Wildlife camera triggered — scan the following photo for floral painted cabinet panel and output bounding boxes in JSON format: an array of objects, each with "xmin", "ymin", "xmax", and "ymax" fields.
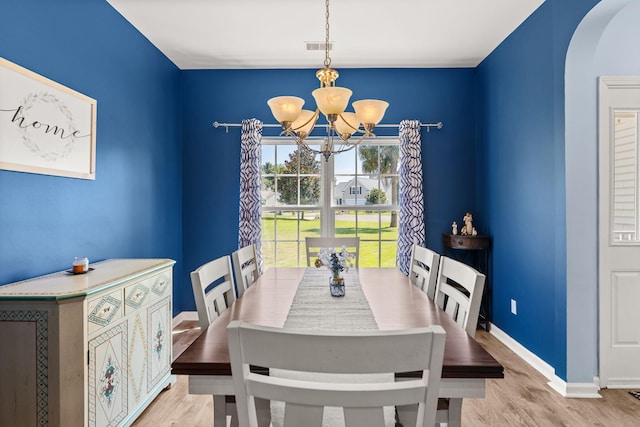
[
  {"xmin": 147, "ymin": 297, "xmax": 171, "ymax": 391},
  {"xmin": 89, "ymin": 321, "xmax": 129, "ymax": 426},
  {"xmin": 128, "ymin": 311, "xmax": 148, "ymax": 410}
]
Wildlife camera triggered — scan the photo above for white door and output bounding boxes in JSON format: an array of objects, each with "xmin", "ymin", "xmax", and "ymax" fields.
[{"xmin": 599, "ymin": 76, "xmax": 640, "ymax": 388}]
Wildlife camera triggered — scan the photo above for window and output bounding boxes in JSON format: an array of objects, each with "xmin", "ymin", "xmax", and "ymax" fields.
[
  {"xmin": 612, "ymin": 110, "xmax": 640, "ymax": 242},
  {"xmin": 261, "ymin": 138, "xmax": 399, "ymax": 268}
]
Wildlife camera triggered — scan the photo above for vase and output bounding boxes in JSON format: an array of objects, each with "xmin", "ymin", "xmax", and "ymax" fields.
[{"xmin": 329, "ymin": 275, "xmax": 345, "ymax": 297}]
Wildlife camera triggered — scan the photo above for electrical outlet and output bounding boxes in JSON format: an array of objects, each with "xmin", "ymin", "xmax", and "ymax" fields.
[{"xmin": 511, "ymin": 299, "xmax": 517, "ymax": 315}]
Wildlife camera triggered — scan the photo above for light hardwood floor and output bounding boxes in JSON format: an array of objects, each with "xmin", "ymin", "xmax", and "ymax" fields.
[{"xmin": 132, "ymin": 321, "xmax": 640, "ymax": 426}]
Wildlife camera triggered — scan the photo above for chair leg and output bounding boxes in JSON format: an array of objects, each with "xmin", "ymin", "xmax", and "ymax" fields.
[
  {"xmin": 398, "ymin": 402, "xmax": 458, "ymax": 427},
  {"xmin": 213, "ymin": 395, "xmax": 226, "ymax": 427},
  {"xmin": 226, "ymin": 397, "xmax": 270, "ymax": 427},
  {"xmin": 227, "ymin": 402, "xmax": 239, "ymax": 427},
  {"xmin": 256, "ymin": 397, "xmax": 271, "ymax": 427},
  {"xmin": 396, "ymin": 404, "xmax": 418, "ymax": 426},
  {"xmin": 447, "ymin": 398, "xmax": 463, "ymax": 427}
]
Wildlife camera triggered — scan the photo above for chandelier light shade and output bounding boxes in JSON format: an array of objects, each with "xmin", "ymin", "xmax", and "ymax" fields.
[
  {"xmin": 311, "ymin": 87, "xmax": 353, "ymax": 117},
  {"xmin": 267, "ymin": 0, "xmax": 389, "ymax": 160},
  {"xmin": 353, "ymin": 100, "xmax": 389, "ymax": 131},
  {"xmin": 291, "ymin": 109, "xmax": 318, "ymax": 138},
  {"xmin": 267, "ymin": 96, "xmax": 305, "ymax": 124},
  {"xmin": 334, "ymin": 112, "xmax": 360, "ymax": 138}
]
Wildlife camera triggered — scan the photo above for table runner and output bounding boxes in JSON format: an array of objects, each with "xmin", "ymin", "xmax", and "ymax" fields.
[
  {"xmin": 270, "ymin": 268, "xmax": 395, "ymax": 427},
  {"xmin": 283, "ymin": 267, "xmax": 378, "ymax": 330}
]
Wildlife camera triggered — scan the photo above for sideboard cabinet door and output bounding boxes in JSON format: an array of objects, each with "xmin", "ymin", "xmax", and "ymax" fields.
[
  {"xmin": 147, "ymin": 296, "xmax": 172, "ymax": 392},
  {"xmin": 89, "ymin": 320, "xmax": 129, "ymax": 427}
]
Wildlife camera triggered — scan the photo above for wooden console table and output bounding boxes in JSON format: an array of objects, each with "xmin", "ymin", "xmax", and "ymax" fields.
[{"xmin": 442, "ymin": 234, "xmax": 492, "ymax": 330}]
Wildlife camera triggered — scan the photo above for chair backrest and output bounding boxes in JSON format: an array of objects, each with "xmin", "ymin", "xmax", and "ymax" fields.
[
  {"xmin": 434, "ymin": 256, "xmax": 485, "ymax": 338},
  {"xmin": 409, "ymin": 245, "xmax": 440, "ymax": 299},
  {"xmin": 227, "ymin": 321, "xmax": 445, "ymax": 427},
  {"xmin": 232, "ymin": 244, "xmax": 260, "ymax": 297},
  {"xmin": 305, "ymin": 237, "xmax": 360, "ymax": 268},
  {"xmin": 190, "ymin": 255, "xmax": 237, "ymax": 330}
]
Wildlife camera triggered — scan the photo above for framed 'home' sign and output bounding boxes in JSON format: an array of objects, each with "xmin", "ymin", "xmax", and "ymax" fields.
[{"xmin": 0, "ymin": 57, "xmax": 96, "ymax": 179}]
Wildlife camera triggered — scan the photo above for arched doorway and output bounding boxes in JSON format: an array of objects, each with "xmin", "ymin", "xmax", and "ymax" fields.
[{"xmin": 566, "ymin": 0, "xmax": 640, "ymax": 391}]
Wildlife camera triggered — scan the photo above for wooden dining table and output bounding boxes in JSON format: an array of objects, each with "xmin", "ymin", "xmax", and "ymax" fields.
[{"xmin": 172, "ymin": 267, "xmax": 504, "ymax": 426}]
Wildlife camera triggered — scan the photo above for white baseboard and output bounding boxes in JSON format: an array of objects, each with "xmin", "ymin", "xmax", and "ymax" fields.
[
  {"xmin": 547, "ymin": 377, "xmax": 602, "ymax": 398},
  {"xmin": 488, "ymin": 323, "xmax": 601, "ymax": 398},
  {"xmin": 172, "ymin": 310, "xmax": 198, "ymax": 328},
  {"xmin": 489, "ymin": 323, "xmax": 556, "ymax": 380}
]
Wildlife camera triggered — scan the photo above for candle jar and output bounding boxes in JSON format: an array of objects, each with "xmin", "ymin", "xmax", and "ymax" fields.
[{"xmin": 73, "ymin": 257, "xmax": 89, "ymax": 273}]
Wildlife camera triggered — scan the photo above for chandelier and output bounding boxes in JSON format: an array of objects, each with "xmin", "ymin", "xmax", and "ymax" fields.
[{"xmin": 267, "ymin": 0, "xmax": 389, "ymax": 161}]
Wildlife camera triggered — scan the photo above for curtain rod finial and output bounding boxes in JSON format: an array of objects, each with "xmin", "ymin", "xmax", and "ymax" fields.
[{"xmin": 213, "ymin": 121, "xmax": 230, "ymax": 133}]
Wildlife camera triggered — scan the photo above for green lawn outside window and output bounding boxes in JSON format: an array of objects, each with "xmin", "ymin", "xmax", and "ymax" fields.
[{"xmin": 261, "ymin": 213, "xmax": 398, "ymax": 268}]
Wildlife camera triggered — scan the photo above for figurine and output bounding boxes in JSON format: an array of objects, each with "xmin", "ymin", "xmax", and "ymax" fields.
[
  {"xmin": 461, "ymin": 225, "xmax": 468, "ymax": 236},
  {"xmin": 463, "ymin": 212, "xmax": 473, "ymax": 236},
  {"xmin": 472, "ymin": 227, "xmax": 478, "ymax": 236},
  {"xmin": 452, "ymin": 221, "xmax": 458, "ymax": 235}
]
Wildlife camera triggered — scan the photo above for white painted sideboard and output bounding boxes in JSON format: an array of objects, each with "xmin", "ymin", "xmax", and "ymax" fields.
[{"xmin": 0, "ymin": 258, "xmax": 175, "ymax": 427}]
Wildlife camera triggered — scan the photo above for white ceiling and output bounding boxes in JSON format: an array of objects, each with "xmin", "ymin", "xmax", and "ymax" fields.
[{"xmin": 106, "ymin": 0, "xmax": 544, "ymax": 70}]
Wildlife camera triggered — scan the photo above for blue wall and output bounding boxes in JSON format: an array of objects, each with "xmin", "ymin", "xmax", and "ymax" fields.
[
  {"xmin": 180, "ymin": 68, "xmax": 477, "ymax": 311},
  {"xmin": 1, "ymin": 0, "xmax": 612, "ymax": 384},
  {"xmin": 0, "ymin": 0, "xmax": 183, "ymax": 310},
  {"xmin": 476, "ymin": 0, "xmax": 599, "ymax": 380}
]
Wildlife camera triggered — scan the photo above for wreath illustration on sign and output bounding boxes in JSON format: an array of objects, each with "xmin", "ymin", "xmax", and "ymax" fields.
[{"xmin": 18, "ymin": 91, "xmax": 79, "ymax": 161}]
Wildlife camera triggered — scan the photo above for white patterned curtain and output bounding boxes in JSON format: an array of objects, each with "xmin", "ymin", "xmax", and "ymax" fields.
[
  {"xmin": 396, "ymin": 120, "xmax": 425, "ymax": 275},
  {"xmin": 239, "ymin": 118, "xmax": 263, "ymax": 271}
]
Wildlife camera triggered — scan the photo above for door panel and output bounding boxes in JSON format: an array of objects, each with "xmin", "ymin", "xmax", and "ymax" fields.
[{"xmin": 610, "ymin": 271, "xmax": 640, "ymax": 345}]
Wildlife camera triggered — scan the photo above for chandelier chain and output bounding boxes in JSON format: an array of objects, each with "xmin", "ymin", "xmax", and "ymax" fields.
[{"xmin": 324, "ymin": 0, "xmax": 331, "ymax": 68}]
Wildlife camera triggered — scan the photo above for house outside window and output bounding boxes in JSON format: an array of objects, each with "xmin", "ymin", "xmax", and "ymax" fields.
[{"xmin": 261, "ymin": 137, "xmax": 400, "ymax": 268}]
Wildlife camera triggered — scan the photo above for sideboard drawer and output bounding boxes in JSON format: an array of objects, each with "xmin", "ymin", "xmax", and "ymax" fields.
[
  {"xmin": 124, "ymin": 280, "xmax": 151, "ymax": 314},
  {"xmin": 149, "ymin": 272, "xmax": 171, "ymax": 301},
  {"xmin": 87, "ymin": 289, "xmax": 123, "ymax": 335}
]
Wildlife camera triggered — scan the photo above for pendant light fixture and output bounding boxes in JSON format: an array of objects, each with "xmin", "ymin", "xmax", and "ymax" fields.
[{"xmin": 267, "ymin": 0, "xmax": 389, "ymax": 161}]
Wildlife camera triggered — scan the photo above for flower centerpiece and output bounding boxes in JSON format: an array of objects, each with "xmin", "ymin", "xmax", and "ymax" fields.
[{"xmin": 315, "ymin": 246, "xmax": 354, "ymax": 297}]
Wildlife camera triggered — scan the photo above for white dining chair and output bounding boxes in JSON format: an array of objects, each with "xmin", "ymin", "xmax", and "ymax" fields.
[
  {"xmin": 232, "ymin": 244, "xmax": 260, "ymax": 297},
  {"xmin": 227, "ymin": 320, "xmax": 446, "ymax": 427},
  {"xmin": 433, "ymin": 256, "xmax": 485, "ymax": 338},
  {"xmin": 190, "ymin": 255, "xmax": 238, "ymax": 427},
  {"xmin": 191, "ymin": 255, "xmax": 237, "ymax": 331},
  {"xmin": 398, "ymin": 256, "xmax": 486, "ymax": 427},
  {"xmin": 434, "ymin": 255, "xmax": 485, "ymax": 427},
  {"xmin": 408, "ymin": 244, "xmax": 440, "ymax": 300},
  {"xmin": 305, "ymin": 236, "xmax": 360, "ymax": 268}
]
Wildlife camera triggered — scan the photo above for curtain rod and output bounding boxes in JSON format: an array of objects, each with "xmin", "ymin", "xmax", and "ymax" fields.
[{"xmin": 212, "ymin": 121, "xmax": 443, "ymax": 133}]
